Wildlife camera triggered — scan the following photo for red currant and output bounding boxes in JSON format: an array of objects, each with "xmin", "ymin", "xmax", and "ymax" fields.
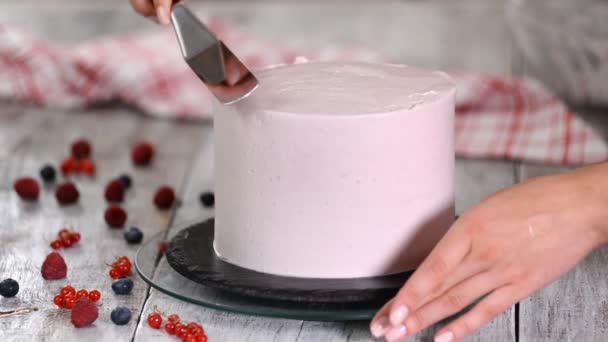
[
  {"xmin": 165, "ymin": 322, "xmax": 177, "ymax": 335},
  {"xmin": 147, "ymin": 313, "xmax": 162, "ymax": 329},
  {"xmin": 168, "ymin": 314, "xmax": 180, "ymax": 323},
  {"xmin": 53, "ymin": 294, "xmax": 64, "ymax": 307},
  {"xmin": 184, "ymin": 334, "xmax": 195, "ymax": 342},
  {"xmin": 61, "ymin": 286, "xmax": 76, "ymax": 297},
  {"xmin": 59, "ymin": 229, "xmax": 71, "ymax": 240},
  {"xmin": 61, "ymin": 238, "xmax": 73, "ymax": 248},
  {"xmin": 118, "ymin": 264, "xmax": 131, "ymax": 276},
  {"xmin": 70, "ymin": 233, "xmax": 81, "ymax": 243},
  {"xmin": 63, "ymin": 295, "xmax": 76, "ymax": 309},
  {"xmin": 176, "ymin": 325, "xmax": 189, "ymax": 338},
  {"xmin": 61, "ymin": 158, "xmax": 76, "ymax": 176},
  {"xmin": 200, "ymin": 335, "xmax": 207, "ymax": 342},
  {"xmin": 110, "ymin": 269, "xmax": 121, "ymax": 279},
  {"xmin": 89, "ymin": 290, "xmax": 101, "ymax": 302},
  {"xmin": 76, "ymin": 289, "xmax": 88, "ymax": 299},
  {"xmin": 50, "ymin": 240, "xmax": 62, "ymax": 250},
  {"xmin": 118, "ymin": 256, "xmax": 131, "ymax": 265}
]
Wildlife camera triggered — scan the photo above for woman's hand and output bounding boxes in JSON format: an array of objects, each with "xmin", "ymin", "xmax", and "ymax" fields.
[
  {"xmin": 370, "ymin": 163, "xmax": 608, "ymax": 342},
  {"xmin": 129, "ymin": 0, "xmax": 179, "ymax": 25}
]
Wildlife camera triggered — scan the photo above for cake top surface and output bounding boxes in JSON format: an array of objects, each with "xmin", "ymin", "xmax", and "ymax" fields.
[{"xmin": 236, "ymin": 62, "xmax": 455, "ymax": 116}]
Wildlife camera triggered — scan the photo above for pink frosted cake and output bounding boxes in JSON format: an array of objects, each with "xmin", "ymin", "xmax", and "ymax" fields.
[{"xmin": 213, "ymin": 62, "xmax": 456, "ymax": 278}]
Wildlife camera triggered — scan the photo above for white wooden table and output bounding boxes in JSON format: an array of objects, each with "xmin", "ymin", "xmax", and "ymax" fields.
[{"xmin": 1, "ymin": 1, "xmax": 607, "ymax": 341}]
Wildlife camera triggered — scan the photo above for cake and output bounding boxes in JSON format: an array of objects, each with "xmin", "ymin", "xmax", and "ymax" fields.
[{"xmin": 213, "ymin": 62, "xmax": 456, "ymax": 279}]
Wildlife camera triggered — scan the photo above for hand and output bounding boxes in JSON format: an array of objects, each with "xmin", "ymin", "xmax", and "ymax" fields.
[
  {"xmin": 370, "ymin": 163, "xmax": 608, "ymax": 342},
  {"xmin": 129, "ymin": 0, "xmax": 180, "ymax": 25}
]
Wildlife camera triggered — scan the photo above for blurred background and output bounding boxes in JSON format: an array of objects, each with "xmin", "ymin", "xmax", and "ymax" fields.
[{"xmin": 1, "ymin": 0, "xmax": 607, "ymax": 109}]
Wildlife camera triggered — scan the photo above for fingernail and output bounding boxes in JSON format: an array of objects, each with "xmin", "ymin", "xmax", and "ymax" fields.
[
  {"xmin": 384, "ymin": 324, "xmax": 407, "ymax": 341},
  {"xmin": 156, "ymin": 6, "xmax": 170, "ymax": 25},
  {"xmin": 389, "ymin": 304, "xmax": 409, "ymax": 326},
  {"xmin": 370, "ymin": 316, "xmax": 390, "ymax": 337},
  {"xmin": 435, "ymin": 331, "xmax": 454, "ymax": 342}
]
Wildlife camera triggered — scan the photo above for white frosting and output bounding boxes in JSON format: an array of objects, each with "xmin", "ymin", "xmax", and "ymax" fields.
[{"xmin": 213, "ymin": 62, "xmax": 456, "ymax": 278}]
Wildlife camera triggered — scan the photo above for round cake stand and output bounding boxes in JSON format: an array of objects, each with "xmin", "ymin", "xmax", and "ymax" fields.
[{"xmin": 135, "ymin": 219, "xmax": 413, "ymax": 321}]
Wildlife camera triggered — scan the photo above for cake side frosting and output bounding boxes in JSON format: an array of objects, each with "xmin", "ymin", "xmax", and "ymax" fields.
[{"xmin": 213, "ymin": 62, "xmax": 456, "ymax": 278}]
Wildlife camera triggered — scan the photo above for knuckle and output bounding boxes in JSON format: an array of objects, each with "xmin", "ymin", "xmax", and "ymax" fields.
[
  {"xmin": 429, "ymin": 256, "xmax": 450, "ymax": 280},
  {"xmin": 445, "ymin": 294, "xmax": 467, "ymax": 311},
  {"xmin": 407, "ymin": 311, "xmax": 424, "ymax": 332}
]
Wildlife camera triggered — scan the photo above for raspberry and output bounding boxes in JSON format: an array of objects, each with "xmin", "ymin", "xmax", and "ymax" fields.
[
  {"xmin": 14, "ymin": 177, "xmax": 40, "ymax": 201},
  {"xmin": 104, "ymin": 179, "xmax": 125, "ymax": 202},
  {"xmin": 55, "ymin": 182, "xmax": 79, "ymax": 205},
  {"xmin": 104, "ymin": 205, "xmax": 127, "ymax": 228},
  {"xmin": 71, "ymin": 139, "xmax": 92, "ymax": 160},
  {"xmin": 153, "ymin": 186, "xmax": 175, "ymax": 209},
  {"xmin": 41, "ymin": 252, "xmax": 67, "ymax": 280},
  {"xmin": 131, "ymin": 142, "xmax": 155, "ymax": 166},
  {"xmin": 71, "ymin": 297, "xmax": 98, "ymax": 328}
]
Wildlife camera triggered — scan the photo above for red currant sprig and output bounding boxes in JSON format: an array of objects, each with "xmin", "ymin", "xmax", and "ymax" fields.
[
  {"xmin": 54, "ymin": 286, "xmax": 100, "ymax": 309},
  {"xmin": 50, "ymin": 228, "xmax": 81, "ymax": 250},
  {"xmin": 148, "ymin": 306, "xmax": 207, "ymax": 341},
  {"xmin": 109, "ymin": 256, "xmax": 132, "ymax": 279}
]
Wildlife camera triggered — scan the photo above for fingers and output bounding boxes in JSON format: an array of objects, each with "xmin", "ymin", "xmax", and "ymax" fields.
[
  {"xmin": 130, "ymin": 0, "xmax": 156, "ymax": 17},
  {"xmin": 370, "ymin": 298, "xmax": 394, "ymax": 337},
  {"xmin": 404, "ymin": 270, "xmax": 503, "ymax": 336},
  {"xmin": 388, "ymin": 222, "xmax": 472, "ymax": 325},
  {"xmin": 433, "ymin": 284, "xmax": 521, "ymax": 342},
  {"xmin": 153, "ymin": 0, "xmax": 174, "ymax": 25}
]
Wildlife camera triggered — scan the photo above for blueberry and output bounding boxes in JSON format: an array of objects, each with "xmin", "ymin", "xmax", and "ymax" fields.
[
  {"xmin": 111, "ymin": 277, "xmax": 134, "ymax": 295},
  {"xmin": 124, "ymin": 227, "xmax": 143, "ymax": 244},
  {"xmin": 0, "ymin": 278, "xmax": 19, "ymax": 298},
  {"xmin": 118, "ymin": 174, "xmax": 132, "ymax": 189},
  {"xmin": 199, "ymin": 192, "xmax": 215, "ymax": 208},
  {"xmin": 110, "ymin": 306, "xmax": 132, "ymax": 325},
  {"xmin": 40, "ymin": 165, "xmax": 56, "ymax": 183}
]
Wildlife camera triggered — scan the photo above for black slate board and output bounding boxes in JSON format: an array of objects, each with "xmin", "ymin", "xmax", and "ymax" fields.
[{"xmin": 166, "ymin": 219, "xmax": 413, "ymax": 303}]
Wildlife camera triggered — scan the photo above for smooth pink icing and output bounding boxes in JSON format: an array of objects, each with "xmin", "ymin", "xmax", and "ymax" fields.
[{"xmin": 213, "ymin": 62, "xmax": 456, "ymax": 278}]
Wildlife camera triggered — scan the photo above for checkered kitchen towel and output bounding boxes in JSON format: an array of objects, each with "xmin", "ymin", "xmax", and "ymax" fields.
[{"xmin": 0, "ymin": 20, "xmax": 606, "ymax": 165}]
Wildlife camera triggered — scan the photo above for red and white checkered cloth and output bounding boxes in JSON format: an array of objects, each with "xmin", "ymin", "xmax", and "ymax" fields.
[{"xmin": 0, "ymin": 21, "xmax": 606, "ymax": 165}]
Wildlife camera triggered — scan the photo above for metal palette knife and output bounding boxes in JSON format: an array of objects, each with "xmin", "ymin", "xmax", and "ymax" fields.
[{"xmin": 171, "ymin": 4, "xmax": 259, "ymax": 105}]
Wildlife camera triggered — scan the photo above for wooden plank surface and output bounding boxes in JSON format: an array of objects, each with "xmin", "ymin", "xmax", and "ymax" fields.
[
  {"xmin": 518, "ymin": 162, "xmax": 608, "ymax": 342},
  {"xmin": 0, "ymin": 107, "xmax": 203, "ymax": 342}
]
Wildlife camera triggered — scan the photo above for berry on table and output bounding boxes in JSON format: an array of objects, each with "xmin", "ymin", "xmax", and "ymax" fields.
[
  {"xmin": 118, "ymin": 174, "xmax": 132, "ymax": 189},
  {"xmin": 14, "ymin": 177, "xmax": 40, "ymax": 201},
  {"xmin": 70, "ymin": 232, "xmax": 81, "ymax": 244},
  {"xmin": 63, "ymin": 295, "xmax": 76, "ymax": 309},
  {"xmin": 61, "ymin": 285, "xmax": 76, "ymax": 297},
  {"xmin": 124, "ymin": 227, "xmax": 143, "ymax": 244},
  {"xmin": 147, "ymin": 312, "xmax": 162, "ymax": 329},
  {"xmin": 55, "ymin": 182, "xmax": 79, "ymax": 205},
  {"xmin": 61, "ymin": 238, "xmax": 73, "ymax": 248},
  {"xmin": 41, "ymin": 252, "xmax": 67, "ymax": 280},
  {"xmin": 71, "ymin": 297, "xmax": 98, "ymax": 328},
  {"xmin": 111, "ymin": 307, "xmax": 132, "ymax": 325},
  {"xmin": 50, "ymin": 240, "xmax": 62, "ymax": 250},
  {"xmin": 88, "ymin": 290, "xmax": 101, "ymax": 302},
  {"xmin": 176, "ymin": 324, "xmax": 189, "ymax": 338},
  {"xmin": 71, "ymin": 139, "xmax": 92, "ymax": 160},
  {"xmin": 132, "ymin": 142, "xmax": 155, "ymax": 166},
  {"xmin": 78, "ymin": 159, "xmax": 96, "ymax": 177},
  {"xmin": 165, "ymin": 322, "xmax": 177, "ymax": 335},
  {"xmin": 111, "ymin": 278, "xmax": 134, "ymax": 295},
  {"xmin": 40, "ymin": 164, "xmax": 56, "ymax": 183},
  {"xmin": 0, "ymin": 278, "xmax": 19, "ymax": 298},
  {"xmin": 104, "ymin": 205, "xmax": 127, "ymax": 228},
  {"xmin": 76, "ymin": 289, "xmax": 89, "ymax": 300},
  {"xmin": 110, "ymin": 256, "xmax": 132, "ymax": 278},
  {"xmin": 168, "ymin": 314, "xmax": 180, "ymax": 323},
  {"xmin": 53, "ymin": 294, "xmax": 64, "ymax": 307},
  {"xmin": 109, "ymin": 269, "xmax": 121, "ymax": 279},
  {"xmin": 105, "ymin": 179, "xmax": 125, "ymax": 202},
  {"xmin": 61, "ymin": 157, "xmax": 77, "ymax": 176},
  {"xmin": 153, "ymin": 186, "xmax": 175, "ymax": 209},
  {"xmin": 199, "ymin": 192, "xmax": 215, "ymax": 208}
]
